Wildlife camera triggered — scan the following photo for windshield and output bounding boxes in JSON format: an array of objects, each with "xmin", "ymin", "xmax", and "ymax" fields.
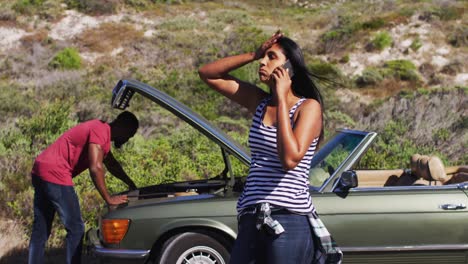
[{"xmin": 309, "ymin": 132, "xmax": 366, "ymax": 188}]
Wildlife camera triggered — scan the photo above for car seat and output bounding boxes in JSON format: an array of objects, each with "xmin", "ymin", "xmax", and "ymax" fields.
[{"xmin": 410, "ymin": 154, "xmax": 451, "ymax": 185}]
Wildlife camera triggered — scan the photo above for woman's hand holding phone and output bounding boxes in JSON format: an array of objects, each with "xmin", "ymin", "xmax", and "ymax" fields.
[
  {"xmin": 271, "ymin": 61, "xmax": 293, "ymax": 98},
  {"xmin": 271, "ymin": 60, "xmax": 294, "ymax": 81}
]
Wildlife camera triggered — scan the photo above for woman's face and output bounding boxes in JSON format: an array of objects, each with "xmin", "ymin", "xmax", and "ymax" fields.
[{"xmin": 258, "ymin": 44, "xmax": 287, "ymax": 83}]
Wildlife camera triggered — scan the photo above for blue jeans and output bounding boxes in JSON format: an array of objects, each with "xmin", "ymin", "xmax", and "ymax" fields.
[
  {"xmin": 28, "ymin": 176, "xmax": 85, "ymax": 264},
  {"xmin": 230, "ymin": 211, "xmax": 314, "ymax": 264}
]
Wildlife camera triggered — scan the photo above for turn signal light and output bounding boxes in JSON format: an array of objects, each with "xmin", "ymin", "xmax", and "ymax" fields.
[{"xmin": 102, "ymin": 219, "xmax": 130, "ymax": 244}]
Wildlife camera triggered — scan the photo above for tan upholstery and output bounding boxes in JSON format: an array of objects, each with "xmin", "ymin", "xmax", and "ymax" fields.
[
  {"xmin": 446, "ymin": 166, "xmax": 468, "ymax": 175},
  {"xmin": 410, "ymin": 154, "xmax": 451, "ymax": 184},
  {"xmin": 428, "ymin": 156, "xmax": 450, "ymax": 183},
  {"xmin": 355, "ymin": 169, "xmax": 410, "ymax": 187},
  {"xmin": 355, "ymin": 156, "xmax": 465, "ymax": 188},
  {"xmin": 444, "ymin": 166, "xmax": 468, "ymax": 184}
]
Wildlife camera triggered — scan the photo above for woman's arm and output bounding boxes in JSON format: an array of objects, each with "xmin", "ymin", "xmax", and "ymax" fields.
[
  {"xmin": 276, "ymin": 99, "xmax": 322, "ymax": 170},
  {"xmin": 198, "ymin": 32, "xmax": 283, "ymax": 113},
  {"xmin": 198, "ymin": 52, "xmax": 266, "ymax": 113}
]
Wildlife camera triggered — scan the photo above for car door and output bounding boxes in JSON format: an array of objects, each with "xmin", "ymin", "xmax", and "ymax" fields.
[{"xmin": 312, "ymin": 184, "xmax": 468, "ymax": 264}]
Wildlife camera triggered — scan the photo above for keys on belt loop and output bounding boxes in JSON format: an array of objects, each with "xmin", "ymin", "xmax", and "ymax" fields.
[{"xmin": 256, "ymin": 203, "xmax": 285, "ymax": 235}]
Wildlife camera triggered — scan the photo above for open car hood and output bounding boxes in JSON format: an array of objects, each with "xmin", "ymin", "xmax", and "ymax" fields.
[{"xmin": 111, "ymin": 79, "xmax": 250, "ymax": 166}]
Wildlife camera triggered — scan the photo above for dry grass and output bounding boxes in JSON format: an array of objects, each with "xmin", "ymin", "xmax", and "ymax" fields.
[
  {"xmin": 0, "ymin": 19, "xmax": 17, "ymax": 28},
  {"xmin": 358, "ymin": 79, "xmax": 418, "ymax": 98},
  {"xmin": 77, "ymin": 22, "xmax": 144, "ymax": 53},
  {"xmin": 19, "ymin": 29, "xmax": 49, "ymax": 48},
  {"xmin": 0, "ymin": 218, "xmax": 27, "ymax": 259}
]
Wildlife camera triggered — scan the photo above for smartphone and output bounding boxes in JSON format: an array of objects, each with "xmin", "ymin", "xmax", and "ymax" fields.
[
  {"xmin": 270, "ymin": 60, "xmax": 295, "ymax": 81},
  {"xmin": 282, "ymin": 60, "xmax": 294, "ymax": 78}
]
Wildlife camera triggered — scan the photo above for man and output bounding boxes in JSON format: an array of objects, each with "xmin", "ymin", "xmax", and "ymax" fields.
[{"xmin": 28, "ymin": 111, "xmax": 139, "ymax": 264}]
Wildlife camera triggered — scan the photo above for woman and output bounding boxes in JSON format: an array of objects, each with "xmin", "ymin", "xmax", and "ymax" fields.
[{"xmin": 199, "ymin": 31, "xmax": 334, "ymax": 264}]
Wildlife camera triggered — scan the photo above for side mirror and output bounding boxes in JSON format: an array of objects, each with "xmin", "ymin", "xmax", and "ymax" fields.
[{"xmin": 335, "ymin": 170, "xmax": 358, "ymax": 191}]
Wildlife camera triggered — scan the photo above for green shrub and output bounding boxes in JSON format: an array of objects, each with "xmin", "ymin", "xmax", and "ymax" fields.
[
  {"xmin": 107, "ymin": 125, "xmax": 241, "ymax": 193},
  {"xmin": 49, "ymin": 47, "xmax": 82, "ymax": 70},
  {"xmin": 339, "ymin": 54, "xmax": 350, "ymax": 63},
  {"xmin": 383, "ymin": 60, "xmax": 419, "ymax": 81},
  {"xmin": 224, "ymin": 26, "xmax": 267, "ymax": 55},
  {"xmin": 230, "ymin": 63, "xmax": 262, "ymax": 87},
  {"xmin": 16, "ymin": 99, "xmax": 76, "ymax": 153},
  {"xmin": 326, "ymin": 111, "xmax": 355, "ymax": 127},
  {"xmin": 65, "ymin": 0, "xmax": 119, "ymax": 14},
  {"xmin": 432, "ymin": 6, "xmax": 463, "ymax": 21},
  {"xmin": 416, "ymin": 88, "xmax": 430, "ymax": 95},
  {"xmin": 159, "ymin": 16, "xmax": 200, "ymax": 31},
  {"xmin": 398, "ymin": 89, "xmax": 415, "ymax": 99},
  {"xmin": 320, "ymin": 16, "xmax": 363, "ymax": 53},
  {"xmin": 124, "ymin": 0, "xmax": 152, "ymax": 9},
  {"xmin": 12, "ymin": 0, "xmax": 45, "ymax": 14},
  {"xmin": 362, "ymin": 17, "xmax": 386, "ymax": 30},
  {"xmin": 454, "ymin": 116, "xmax": 468, "ymax": 130},
  {"xmin": 309, "ymin": 59, "xmax": 342, "ymax": 79},
  {"xmin": 432, "ymin": 128, "xmax": 450, "ymax": 143},
  {"xmin": 308, "ymin": 59, "xmax": 348, "ymax": 88},
  {"xmin": 0, "ymin": 99, "xmax": 78, "ymax": 247},
  {"xmin": 207, "ymin": 9, "xmax": 255, "ymax": 31},
  {"xmin": 12, "ymin": 0, "xmax": 62, "ymax": 19},
  {"xmin": 370, "ymin": 31, "xmax": 392, "ymax": 51},
  {"xmin": 355, "ymin": 67, "xmax": 384, "ymax": 87},
  {"xmin": 0, "ymin": 84, "xmax": 35, "ymax": 120},
  {"xmin": 357, "ymin": 120, "xmax": 446, "ymax": 169},
  {"xmin": 356, "ymin": 60, "xmax": 420, "ymax": 86},
  {"xmin": 397, "ymin": 8, "xmax": 414, "ymax": 18},
  {"xmin": 410, "ymin": 37, "xmax": 422, "ymax": 51}
]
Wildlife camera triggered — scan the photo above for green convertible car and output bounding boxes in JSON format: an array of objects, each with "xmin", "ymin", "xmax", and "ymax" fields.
[{"xmin": 86, "ymin": 79, "xmax": 468, "ymax": 264}]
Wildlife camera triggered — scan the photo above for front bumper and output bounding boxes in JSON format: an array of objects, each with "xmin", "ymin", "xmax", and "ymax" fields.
[{"xmin": 86, "ymin": 228, "xmax": 150, "ymax": 260}]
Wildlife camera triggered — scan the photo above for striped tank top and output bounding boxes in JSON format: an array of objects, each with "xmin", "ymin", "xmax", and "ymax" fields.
[{"xmin": 237, "ymin": 97, "xmax": 319, "ymax": 214}]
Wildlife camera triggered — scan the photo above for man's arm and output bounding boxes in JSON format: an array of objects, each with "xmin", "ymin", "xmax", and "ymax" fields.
[
  {"xmin": 103, "ymin": 151, "xmax": 137, "ymax": 190},
  {"xmin": 88, "ymin": 143, "xmax": 128, "ymax": 205}
]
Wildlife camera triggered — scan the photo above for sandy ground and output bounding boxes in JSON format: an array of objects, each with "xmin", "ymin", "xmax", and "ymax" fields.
[{"xmin": 0, "ymin": 218, "xmax": 27, "ymax": 259}]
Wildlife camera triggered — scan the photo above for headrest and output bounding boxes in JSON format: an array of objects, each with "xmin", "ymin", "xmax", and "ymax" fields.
[
  {"xmin": 411, "ymin": 154, "xmax": 449, "ymax": 184},
  {"xmin": 418, "ymin": 155, "xmax": 431, "ymax": 181},
  {"xmin": 410, "ymin": 154, "xmax": 421, "ymax": 173},
  {"xmin": 428, "ymin": 156, "xmax": 449, "ymax": 183}
]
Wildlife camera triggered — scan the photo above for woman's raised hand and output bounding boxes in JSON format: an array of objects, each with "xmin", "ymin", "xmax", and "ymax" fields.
[{"xmin": 254, "ymin": 30, "xmax": 283, "ymax": 60}]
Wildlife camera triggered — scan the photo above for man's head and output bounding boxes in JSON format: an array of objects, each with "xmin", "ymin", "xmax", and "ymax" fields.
[{"xmin": 109, "ymin": 111, "xmax": 139, "ymax": 148}]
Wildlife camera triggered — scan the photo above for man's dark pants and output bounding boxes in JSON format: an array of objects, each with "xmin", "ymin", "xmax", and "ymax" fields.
[{"xmin": 28, "ymin": 176, "xmax": 85, "ymax": 264}]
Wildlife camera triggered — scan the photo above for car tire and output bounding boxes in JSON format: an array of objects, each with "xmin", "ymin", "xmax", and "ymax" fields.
[{"xmin": 156, "ymin": 232, "xmax": 230, "ymax": 264}]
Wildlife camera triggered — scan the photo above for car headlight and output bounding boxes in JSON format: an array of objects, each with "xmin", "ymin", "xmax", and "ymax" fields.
[{"xmin": 102, "ymin": 219, "xmax": 130, "ymax": 244}]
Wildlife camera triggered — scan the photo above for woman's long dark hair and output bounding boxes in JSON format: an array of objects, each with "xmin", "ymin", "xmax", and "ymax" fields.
[{"xmin": 277, "ymin": 36, "xmax": 324, "ymax": 142}]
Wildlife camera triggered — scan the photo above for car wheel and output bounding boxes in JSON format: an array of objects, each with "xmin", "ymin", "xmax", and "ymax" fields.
[{"xmin": 156, "ymin": 232, "xmax": 230, "ymax": 264}]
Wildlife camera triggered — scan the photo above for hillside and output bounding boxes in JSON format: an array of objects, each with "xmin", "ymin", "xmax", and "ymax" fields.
[{"xmin": 0, "ymin": 0, "xmax": 466, "ymax": 259}]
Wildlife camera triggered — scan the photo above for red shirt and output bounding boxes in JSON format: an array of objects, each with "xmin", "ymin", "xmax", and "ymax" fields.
[{"xmin": 32, "ymin": 120, "xmax": 111, "ymax": 186}]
